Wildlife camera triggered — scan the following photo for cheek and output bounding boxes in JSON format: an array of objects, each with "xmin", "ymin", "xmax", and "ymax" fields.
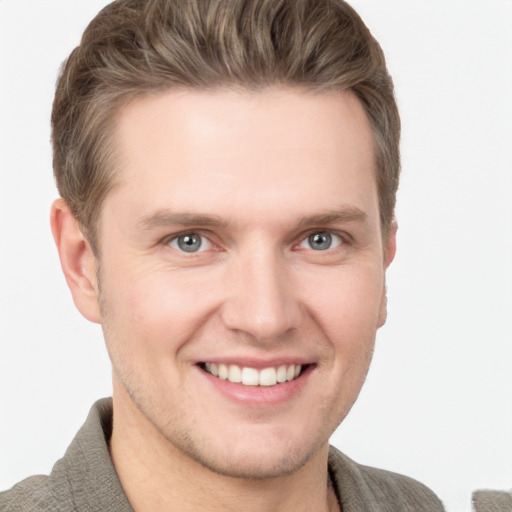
[
  {"xmin": 300, "ymin": 265, "xmax": 385, "ymax": 349},
  {"xmin": 99, "ymin": 264, "xmax": 222, "ymax": 353},
  {"xmin": 303, "ymin": 267, "xmax": 384, "ymax": 316}
]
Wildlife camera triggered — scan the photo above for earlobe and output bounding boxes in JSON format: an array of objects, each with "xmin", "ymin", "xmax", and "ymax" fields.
[{"xmin": 50, "ymin": 199, "xmax": 102, "ymax": 324}]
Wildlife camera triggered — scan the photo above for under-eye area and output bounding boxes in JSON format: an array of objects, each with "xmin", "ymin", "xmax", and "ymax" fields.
[{"xmin": 198, "ymin": 362, "xmax": 310, "ymax": 387}]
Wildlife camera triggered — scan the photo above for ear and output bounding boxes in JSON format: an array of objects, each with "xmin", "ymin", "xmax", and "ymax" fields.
[
  {"xmin": 50, "ymin": 198, "xmax": 101, "ymax": 324},
  {"xmin": 384, "ymin": 220, "xmax": 398, "ymax": 269},
  {"xmin": 377, "ymin": 220, "xmax": 398, "ymax": 328}
]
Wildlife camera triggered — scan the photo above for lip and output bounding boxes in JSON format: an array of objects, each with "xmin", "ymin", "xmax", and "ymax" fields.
[{"xmin": 196, "ymin": 361, "xmax": 315, "ymax": 407}]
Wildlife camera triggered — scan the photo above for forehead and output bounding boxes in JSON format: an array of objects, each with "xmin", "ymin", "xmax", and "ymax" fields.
[{"xmin": 107, "ymin": 87, "xmax": 378, "ymax": 228}]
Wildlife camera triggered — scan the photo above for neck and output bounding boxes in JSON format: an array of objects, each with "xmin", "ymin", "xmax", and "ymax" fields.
[{"xmin": 109, "ymin": 387, "xmax": 339, "ymax": 512}]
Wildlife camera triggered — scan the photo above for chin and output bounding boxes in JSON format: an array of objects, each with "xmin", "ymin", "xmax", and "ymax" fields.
[
  {"xmin": 165, "ymin": 422, "xmax": 329, "ymax": 480},
  {"xmin": 188, "ymin": 444, "xmax": 318, "ymax": 480}
]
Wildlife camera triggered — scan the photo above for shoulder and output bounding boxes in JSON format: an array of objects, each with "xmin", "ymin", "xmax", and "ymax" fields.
[
  {"xmin": 0, "ymin": 454, "xmax": 80, "ymax": 512},
  {"xmin": 328, "ymin": 446, "xmax": 445, "ymax": 511},
  {"xmin": 0, "ymin": 399, "xmax": 132, "ymax": 512},
  {"xmin": 0, "ymin": 476, "xmax": 57, "ymax": 512},
  {"xmin": 473, "ymin": 489, "xmax": 512, "ymax": 512}
]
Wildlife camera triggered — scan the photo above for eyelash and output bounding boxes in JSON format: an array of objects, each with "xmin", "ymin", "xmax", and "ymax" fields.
[
  {"xmin": 296, "ymin": 230, "xmax": 345, "ymax": 252},
  {"xmin": 164, "ymin": 231, "xmax": 215, "ymax": 254},
  {"xmin": 162, "ymin": 229, "xmax": 350, "ymax": 254}
]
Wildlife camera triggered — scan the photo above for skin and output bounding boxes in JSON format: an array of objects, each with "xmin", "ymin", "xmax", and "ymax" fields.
[{"xmin": 51, "ymin": 88, "xmax": 396, "ymax": 512}]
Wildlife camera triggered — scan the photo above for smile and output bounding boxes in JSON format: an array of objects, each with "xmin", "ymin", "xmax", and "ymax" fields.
[{"xmin": 201, "ymin": 362, "xmax": 304, "ymax": 387}]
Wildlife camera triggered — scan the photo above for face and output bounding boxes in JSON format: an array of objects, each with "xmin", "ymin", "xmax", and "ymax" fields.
[{"xmin": 93, "ymin": 88, "xmax": 394, "ymax": 478}]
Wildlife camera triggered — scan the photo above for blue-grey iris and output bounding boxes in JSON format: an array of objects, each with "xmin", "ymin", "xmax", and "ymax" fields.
[
  {"xmin": 308, "ymin": 232, "xmax": 332, "ymax": 250},
  {"xmin": 177, "ymin": 234, "xmax": 202, "ymax": 252}
]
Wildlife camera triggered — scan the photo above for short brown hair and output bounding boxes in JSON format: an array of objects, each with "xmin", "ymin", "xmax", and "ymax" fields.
[{"xmin": 52, "ymin": 0, "xmax": 400, "ymax": 251}]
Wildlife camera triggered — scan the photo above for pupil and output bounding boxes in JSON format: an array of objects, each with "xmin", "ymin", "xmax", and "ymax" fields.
[
  {"xmin": 179, "ymin": 234, "xmax": 201, "ymax": 252},
  {"xmin": 309, "ymin": 232, "xmax": 332, "ymax": 250}
]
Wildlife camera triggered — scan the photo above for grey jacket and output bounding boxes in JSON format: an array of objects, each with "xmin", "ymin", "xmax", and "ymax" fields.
[{"xmin": 1, "ymin": 398, "xmax": 445, "ymax": 511}]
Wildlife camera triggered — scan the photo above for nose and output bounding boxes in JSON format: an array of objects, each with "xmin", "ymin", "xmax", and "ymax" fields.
[{"xmin": 220, "ymin": 246, "xmax": 302, "ymax": 342}]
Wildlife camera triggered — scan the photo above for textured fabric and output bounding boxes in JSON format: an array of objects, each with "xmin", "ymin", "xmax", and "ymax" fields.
[
  {"xmin": 473, "ymin": 490, "xmax": 512, "ymax": 512},
  {"xmin": 328, "ymin": 448, "xmax": 444, "ymax": 511},
  {"xmin": 1, "ymin": 398, "xmax": 445, "ymax": 511},
  {"xmin": 0, "ymin": 399, "xmax": 133, "ymax": 512}
]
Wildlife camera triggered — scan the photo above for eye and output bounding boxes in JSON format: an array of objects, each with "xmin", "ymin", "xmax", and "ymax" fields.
[
  {"xmin": 299, "ymin": 231, "xmax": 343, "ymax": 251},
  {"xmin": 168, "ymin": 233, "xmax": 212, "ymax": 253}
]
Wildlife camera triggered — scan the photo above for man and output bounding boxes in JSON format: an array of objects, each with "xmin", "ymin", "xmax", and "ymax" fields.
[{"xmin": 1, "ymin": 0, "xmax": 445, "ymax": 510}]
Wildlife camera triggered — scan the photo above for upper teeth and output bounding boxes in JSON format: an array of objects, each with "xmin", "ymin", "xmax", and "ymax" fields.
[{"xmin": 204, "ymin": 363, "xmax": 302, "ymax": 387}]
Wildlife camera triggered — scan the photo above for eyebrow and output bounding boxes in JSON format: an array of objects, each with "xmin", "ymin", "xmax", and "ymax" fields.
[
  {"xmin": 136, "ymin": 211, "xmax": 229, "ymax": 230},
  {"xmin": 136, "ymin": 206, "xmax": 367, "ymax": 231},
  {"xmin": 296, "ymin": 207, "xmax": 367, "ymax": 228}
]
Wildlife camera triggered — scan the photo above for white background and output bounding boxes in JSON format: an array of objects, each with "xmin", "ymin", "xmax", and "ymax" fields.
[{"xmin": 1, "ymin": 1, "xmax": 511, "ymax": 511}]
